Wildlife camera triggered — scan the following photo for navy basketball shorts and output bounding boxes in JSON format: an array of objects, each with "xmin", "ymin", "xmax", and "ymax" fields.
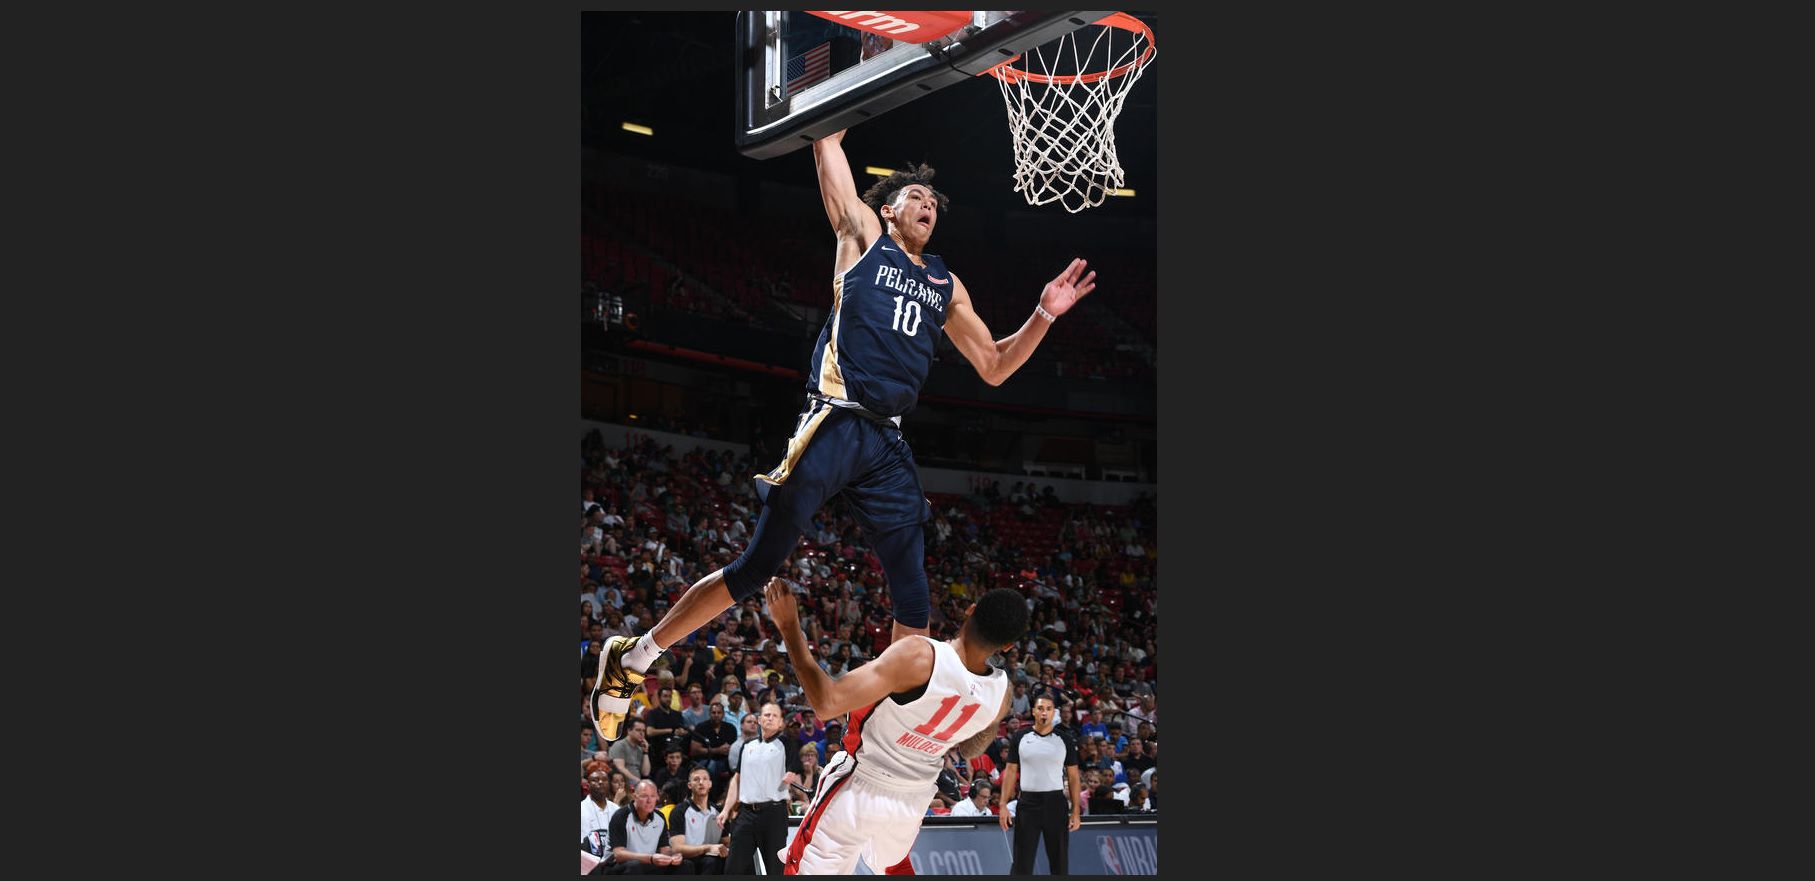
[{"xmin": 722, "ymin": 401, "xmax": 932, "ymax": 628}]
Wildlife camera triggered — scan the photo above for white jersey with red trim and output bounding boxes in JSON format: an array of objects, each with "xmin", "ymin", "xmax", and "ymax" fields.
[{"xmin": 846, "ymin": 636, "xmax": 1008, "ymax": 791}]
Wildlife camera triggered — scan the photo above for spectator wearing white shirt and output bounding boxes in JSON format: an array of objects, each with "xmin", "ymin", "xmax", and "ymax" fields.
[
  {"xmin": 581, "ymin": 769, "xmax": 621, "ymax": 858},
  {"xmin": 949, "ymin": 782, "xmax": 995, "ymax": 817}
]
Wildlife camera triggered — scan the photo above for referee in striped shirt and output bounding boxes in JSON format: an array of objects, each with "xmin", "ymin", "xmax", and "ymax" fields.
[
  {"xmin": 1000, "ymin": 694, "xmax": 1081, "ymax": 874},
  {"xmin": 723, "ymin": 701, "xmax": 802, "ymax": 874}
]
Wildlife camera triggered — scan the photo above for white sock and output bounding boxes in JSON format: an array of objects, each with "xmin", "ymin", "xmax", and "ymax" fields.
[{"xmin": 624, "ymin": 633, "xmax": 662, "ymax": 673}]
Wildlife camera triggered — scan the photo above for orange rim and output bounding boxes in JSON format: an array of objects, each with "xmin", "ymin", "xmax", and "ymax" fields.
[{"xmin": 983, "ymin": 12, "xmax": 1155, "ymax": 85}]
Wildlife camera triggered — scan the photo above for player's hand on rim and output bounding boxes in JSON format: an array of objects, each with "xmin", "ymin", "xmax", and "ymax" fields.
[{"xmin": 1039, "ymin": 257, "xmax": 1098, "ymax": 319}]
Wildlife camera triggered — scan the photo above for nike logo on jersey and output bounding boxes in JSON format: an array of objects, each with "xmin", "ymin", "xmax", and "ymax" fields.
[
  {"xmin": 880, "ymin": 245, "xmax": 898, "ymax": 252},
  {"xmin": 927, "ymin": 275, "xmax": 949, "ymax": 284}
]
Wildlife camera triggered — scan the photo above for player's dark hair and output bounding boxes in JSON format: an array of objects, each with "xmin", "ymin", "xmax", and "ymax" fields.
[
  {"xmin": 862, "ymin": 162, "xmax": 950, "ymax": 214},
  {"xmin": 965, "ymin": 587, "xmax": 1030, "ymax": 650}
]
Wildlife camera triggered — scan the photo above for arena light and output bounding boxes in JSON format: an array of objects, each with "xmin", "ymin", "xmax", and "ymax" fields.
[
  {"xmin": 621, "ymin": 122, "xmax": 654, "ymax": 136},
  {"xmin": 864, "ymin": 166, "xmax": 895, "ymax": 177},
  {"xmin": 1109, "ymin": 188, "xmax": 1136, "ymax": 197}
]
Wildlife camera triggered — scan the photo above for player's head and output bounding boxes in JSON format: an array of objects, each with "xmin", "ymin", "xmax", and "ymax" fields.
[
  {"xmin": 961, "ymin": 587, "xmax": 1031, "ymax": 652},
  {"xmin": 863, "ymin": 163, "xmax": 948, "ymax": 246}
]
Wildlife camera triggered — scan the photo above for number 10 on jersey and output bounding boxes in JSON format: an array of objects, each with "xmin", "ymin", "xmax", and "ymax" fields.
[{"xmin": 891, "ymin": 295, "xmax": 923, "ymax": 336}]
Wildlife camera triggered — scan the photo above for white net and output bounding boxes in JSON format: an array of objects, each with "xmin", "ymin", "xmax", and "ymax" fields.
[{"xmin": 989, "ymin": 15, "xmax": 1155, "ymax": 213}]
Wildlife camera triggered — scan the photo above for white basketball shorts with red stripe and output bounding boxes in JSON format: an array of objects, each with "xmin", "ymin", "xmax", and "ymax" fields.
[{"xmin": 784, "ymin": 751, "xmax": 930, "ymax": 875}]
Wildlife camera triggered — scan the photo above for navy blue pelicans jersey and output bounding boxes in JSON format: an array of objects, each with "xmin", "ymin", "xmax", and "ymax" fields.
[{"xmin": 805, "ymin": 236, "xmax": 953, "ymax": 418}]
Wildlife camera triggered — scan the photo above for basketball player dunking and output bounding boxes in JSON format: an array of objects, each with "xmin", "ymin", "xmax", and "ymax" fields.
[
  {"xmin": 763, "ymin": 578, "xmax": 1029, "ymax": 875},
  {"xmin": 590, "ymin": 128, "xmax": 1096, "ymax": 746}
]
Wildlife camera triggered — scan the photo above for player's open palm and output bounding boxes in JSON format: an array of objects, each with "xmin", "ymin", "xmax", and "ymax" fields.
[{"xmin": 1039, "ymin": 258, "xmax": 1098, "ymax": 318}]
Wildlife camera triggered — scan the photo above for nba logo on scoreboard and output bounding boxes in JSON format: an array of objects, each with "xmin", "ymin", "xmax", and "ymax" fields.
[{"xmin": 1098, "ymin": 836, "xmax": 1124, "ymax": 874}]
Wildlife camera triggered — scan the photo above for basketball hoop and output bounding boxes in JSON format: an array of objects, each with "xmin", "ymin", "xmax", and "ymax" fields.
[{"xmin": 983, "ymin": 13, "xmax": 1155, "ymax": 213}]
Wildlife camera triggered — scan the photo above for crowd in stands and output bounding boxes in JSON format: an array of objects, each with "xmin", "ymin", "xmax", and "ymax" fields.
[
  {"xmin": 579, "ymin": 427, "xmax": 1159, "ymax": 867},
  {"xmin": 581, "ymin": 181, "xmax": 1156, "ymax": 383}
]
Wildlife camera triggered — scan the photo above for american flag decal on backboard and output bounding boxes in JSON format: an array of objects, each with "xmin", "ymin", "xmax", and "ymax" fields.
[{"xmin": 786, "ymin": 41, "xmax": 831, "ymax": 95}]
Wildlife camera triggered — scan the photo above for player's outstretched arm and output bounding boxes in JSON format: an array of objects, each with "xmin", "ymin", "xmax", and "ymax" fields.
[
  {"xmin": 944, "ymin": 259, "xmax": 1098, "ymax": 386},
  {"xmin": 812, "ymin": 130, "xmax": 881, "ymax": 243},
  {"xmin": 765, "ymin": 578, "xmax": 929, "ymax": 718}
]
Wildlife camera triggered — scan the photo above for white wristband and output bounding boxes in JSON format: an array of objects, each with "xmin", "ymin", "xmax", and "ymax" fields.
[{"xmin": 1035, "ymin": 304, "xmax": 1057, "ymax": 323}]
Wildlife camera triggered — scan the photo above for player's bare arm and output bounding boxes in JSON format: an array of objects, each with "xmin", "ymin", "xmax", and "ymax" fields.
[
  {"xmin": 955, "ymin": 687, "xmax": 1013, "ymax": 760},
  {"xmin": 812, "ymin": 130, "xmax": 881, "ymax": 272},
  {"xmin": 943, "ymin": 258, "xmax": 1098, "ymax": 386},
  {"xmin": 765, "ymin": 577, "xmax": 930, "ymax": 719}
]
